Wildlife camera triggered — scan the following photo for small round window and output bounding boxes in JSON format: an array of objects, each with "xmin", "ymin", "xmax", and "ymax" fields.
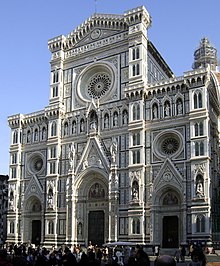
[{"xmin": 28, "ymin": 153, "xmax": 45, "ymax": 174}]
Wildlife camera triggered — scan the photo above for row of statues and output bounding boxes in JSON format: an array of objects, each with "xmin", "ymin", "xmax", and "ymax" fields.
[{"xmin": 152, "ymin": 100, "xmax": 183, "ymax": 119}]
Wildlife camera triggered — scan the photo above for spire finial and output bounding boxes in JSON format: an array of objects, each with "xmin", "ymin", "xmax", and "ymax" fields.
[{"xmin": 94, "ymin": 0, "xmax": 97, "ymax": 14}]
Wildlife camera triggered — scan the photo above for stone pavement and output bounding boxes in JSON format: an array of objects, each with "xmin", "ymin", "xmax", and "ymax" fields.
[{"xmin": 148, "ymin": 252, "xmax": 220, "ymax": 266}]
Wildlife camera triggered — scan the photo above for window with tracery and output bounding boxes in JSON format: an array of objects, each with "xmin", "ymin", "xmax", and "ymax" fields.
[
  {"xmin": 52, "ymin": 71, "xmax": 59, "ymax": 83},
  {"xmin": 132, "ymin": 218, "xmax": 140, "ymax": 234},
  {"xmin": 132, "ymin": 47, "xmax": 140, "ymax": 60},
  {"xmin": 13, "ymin": 131, "xmax": 18, "ymax": 144},
  {"xmin": 132, "ymin": 103, "xmax": 140, "ymax": 120},
  {"xmin": 132, "ymin": 150, "xmax": 140, "ymax": 164},
  {"xmin": 132, "ymin": 132, "xmax": 140, "ymax": 146},
  {"xmin": 196, "ymin": 215, "xmax": 205, "ymax": 232},
  {"xmin": 52, "ymin": 86, "xmax": 58, "ymax": 97},
  {"xmin": 195, "ymin": 141, "xmax": 204, "ymax": 156},
  {"xmin": 195, "ymin": 122, "xmax": 204, "ymax": 136},
  {"xmin": 132, "ymin": 64, "xmax": 140, "ymax": 76},
  {"xmin": 9, "ymin": 221, "xmax": 15, "ymax": 234},
  {"xmin": 34, "ymin": 128, "xmax": 38, "ymax": 142},
  {"xmin": 194, "ymin": 91, "xmax": 203, "ymax": 109},
  {"xmin": 51, "ymin": 122, "xmax": 57, "ymax": 137},
  {"xmin": 48, "ymin": 221, "xmax": 54, "ymax": 234}
]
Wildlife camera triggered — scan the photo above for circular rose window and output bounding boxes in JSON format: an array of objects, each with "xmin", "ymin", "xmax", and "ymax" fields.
[
  {"xmin": 87, "ymin": 73, "xmax": 111, "ymax": 99},
  {"xmin": 161, "ymin": 138, "xmax": 179, "ymax": 155},
  {"xmin": 153, "ymin": 131, "xmax": 182, "ymax": 158},
  {"xmin": 28, "ymin": 153, "xmax": 45, "ymax": 174},
  {"xmin": 76, "ymin": 62, "xmax": 116, "ymax": 102}
]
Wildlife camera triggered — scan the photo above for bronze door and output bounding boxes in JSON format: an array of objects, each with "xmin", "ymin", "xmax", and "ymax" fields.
[
  {"xmin": 88, "ymin": 211, "xmax": 104, "ymax": 247},
  {"xmin": 162, "ymin": 216, "xmax": 178, "ymax": 248},
  {"xmin": 32, "ymin": 220, "xmax": 41, "ymax": 245}
]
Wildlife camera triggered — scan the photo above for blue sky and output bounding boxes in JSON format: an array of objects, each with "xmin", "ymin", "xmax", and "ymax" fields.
[{"xmin": 0, "ymin": 0, "xmax": 219, "ymax": 174}]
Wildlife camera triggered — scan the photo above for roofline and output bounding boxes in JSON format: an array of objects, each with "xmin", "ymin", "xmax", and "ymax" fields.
[{"xmin": 148, "ymin": 40, "xmax": 174, "ymax": 78}]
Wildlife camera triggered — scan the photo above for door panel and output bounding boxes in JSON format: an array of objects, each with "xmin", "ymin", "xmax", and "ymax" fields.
[
  {"xmin": 162, "ymin": 216, "xmax": 178, "ymax": 248},
  {"xmin": 88, "ymin": 211, "xmax": 104, "ymax": 247},
  {"xmin": 32, "ymin": 220, "xmax": 41, "ymax": 245}
]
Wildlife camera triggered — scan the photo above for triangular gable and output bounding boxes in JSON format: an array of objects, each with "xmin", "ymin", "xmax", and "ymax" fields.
[
  {"xmin": 24, "ymin": 174, "xmax": 44, "ymax": 200},
  {"xmin": 65, "ymin": 13, "xmax": 126, "ymax": 49},
  {"xmin": 75, "ymin": 136, "xmax": 110, "ymax": 174},
  {"xmin": 154, "ymin": 158, "xmax": 183, "ymax": 191},
  {"xmin": 86, "ymin": 99, "xmax": 99, "ymax": 117}
]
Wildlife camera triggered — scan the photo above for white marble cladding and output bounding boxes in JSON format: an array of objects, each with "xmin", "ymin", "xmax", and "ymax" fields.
[{"xmin": 64, "ymin": 32, "xmax": 128, "ymax": 59}]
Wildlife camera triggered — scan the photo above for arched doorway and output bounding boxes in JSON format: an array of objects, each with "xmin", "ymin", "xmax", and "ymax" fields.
[
  {"xmin": 161, "ymin": 191, "xmax": 179, "ymax": 248},
  {"xmin": 76, "ymin": 174, "xmax": 109, "ymax": 246},
  {"xmin": 23, "ymin": 196, "xmax": 42, "ymax": 244}
]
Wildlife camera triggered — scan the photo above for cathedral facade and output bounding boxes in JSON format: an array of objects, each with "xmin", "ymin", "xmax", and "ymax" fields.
[{"xmin": 7, "ymin": 6, "xmax": 220, "ymax": 248}]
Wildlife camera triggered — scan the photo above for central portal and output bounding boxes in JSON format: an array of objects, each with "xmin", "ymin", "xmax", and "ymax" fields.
[
  {"xmin": 88, "ymin": 211, "xmax": 104, "ymax": 247},
  {"xmin": 162, "ymin": 216, "xmax": 178, "ymax": 248},
  {"xmin": 32, "ymin": 220, "xmax": 41, "ymax": 245}
]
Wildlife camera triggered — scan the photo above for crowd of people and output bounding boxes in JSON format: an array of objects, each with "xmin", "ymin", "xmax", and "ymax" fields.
[{"xmin": 0, "ymin": 242, "xmax": 209, "ymax": 266}]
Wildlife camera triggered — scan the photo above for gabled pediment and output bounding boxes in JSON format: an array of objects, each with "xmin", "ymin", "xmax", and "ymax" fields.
[
  {"xmin": 64, "ymin": 13, "xmax": 127, "ymax": 49},
  {"xmin": 86, "ymin": 99, "xmax": 99, "ymax": 117},
  {"xmin": 154, "ymin": 158, "xmax": 183, "ymax": 191},
  {"xmin": 75, "ymin": 136, "xmax": 110, "ymax": 175},
  {"xmin": 24, "ymin": 174, "xmax": 44, "ymax": 200}
]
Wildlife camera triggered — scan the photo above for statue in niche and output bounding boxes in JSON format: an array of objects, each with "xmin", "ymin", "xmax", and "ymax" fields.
[
  {"xmin": 42, "ymin": 127, "xmax": 46, "ymax": 140},
  {"xmin": 72, "ymin": 121, "xmax": 76, "ymax": 134},
  {"xmin": 123, "ymin": 111, "xmax": 128, "ymax": 124},
  {"xmin": 80, "ymin": 120, "xmax": 85, "ymax": 132},
  {"xmin": 132, "ymin": 181, "xmax": 139, "ymax": 200},
  {"xmin": 164, "ymin": 103, "xmax": 170, "ymax": 117},
  {"xmin": 104, "ymin": 115, "xmax": 109, "ymax": 128},
  {"xmin": 69, "ymin": 142, "xmax": 75, "ymax": 171},
  {"xmin": 153, "ymin": 104, "xmax": 158, "ymax": 119},
  {"xmin": 177, "ymin": 100, "xmax": 183, "ymax": 115},
  {"xmin": 27, "ymin": 131, "xmax": 31, "ymax": 143},
  {"xmin": 77, "ymin": 222, "xmax": 83, "ymax": 237},
  {"xmin": 9, "ymin": 191, "xmax": 14, "ymax": 210},
  {"xmin": 47, "ymin": 187, "xmax": 54, "ymax": 209},
  {"xmin": 196, "ymin": 180, "xmax": 204, "ymax": 197},
  {"xmin": 113, "ymin": 113, "xmax": 118, "ymax": 126},
  {"xmin": 110, "ymin": 137, "xmax": 118, "ymax": 164},
  {"xmin": 90, "ymin": 119, "xmax": 97, "ymax": 130}
]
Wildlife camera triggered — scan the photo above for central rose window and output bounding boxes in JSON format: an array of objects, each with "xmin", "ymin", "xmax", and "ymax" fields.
[
  {"xmin": 153, "ymin": 131, "xmax": 182, "ymax": 158},
  {"xmin": 87, "ymin": 73, "xmax": 111, "ymax": 99},
  {"xmin": 76, "ymin": 62, "xmax": 116, "ymax": 103},
  {"xmin": 161, "ymin": 138, "xmax": 179, "ymax": 155},
  {"xmin": 27, "ymin": 153, "xmax": 45, "ymax": 175}
]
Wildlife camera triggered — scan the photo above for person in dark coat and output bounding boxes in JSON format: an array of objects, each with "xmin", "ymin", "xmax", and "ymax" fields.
[{"xmin": 62, "ymin": 247, "xmax": 77, "ymax": 266}]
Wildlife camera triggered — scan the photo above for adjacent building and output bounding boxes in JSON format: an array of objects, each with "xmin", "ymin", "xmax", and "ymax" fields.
[
  {"xmin": 7, "ymin": 6, "xmax": 220, "ymax": 248},
  {"xmin": 0, "ymin": 175, "xmax": 8, "ymax": 246}
]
